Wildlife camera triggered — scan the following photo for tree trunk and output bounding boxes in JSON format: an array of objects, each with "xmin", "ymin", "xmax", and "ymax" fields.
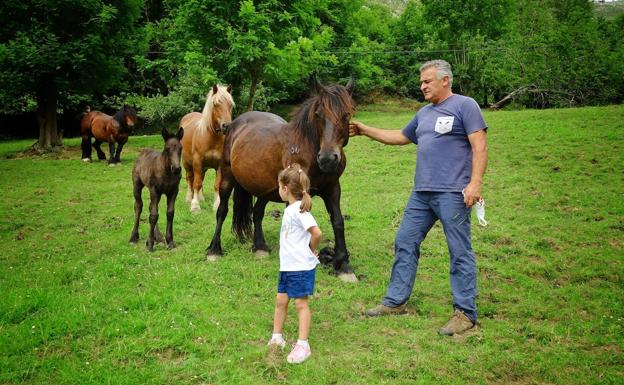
[
  {"xmin": 35, "ymin": 79, "xmax": 62, "ymax": 150},
  {"xmin": 246, "ymin": 72, "xmax": 259, "ymax": 112}
]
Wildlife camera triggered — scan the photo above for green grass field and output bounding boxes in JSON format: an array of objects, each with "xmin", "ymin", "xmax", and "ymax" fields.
[{"xmin": 1, "ymin": 105, "xmax": 623, "ymax": 384}]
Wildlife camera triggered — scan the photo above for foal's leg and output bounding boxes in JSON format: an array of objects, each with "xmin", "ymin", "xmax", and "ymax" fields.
[
  {"xmin": 252, "ymin": 197, "xmax": 270, "ymax": 256},
  {"xmin": 190, "ymin": 157, "xmax": 204, "ymax": 213},
  {"xmin": 146, "ymin": 188, "xmax": 161, "ymax": 252},
  {"xmin": 107, "ymin": 142, "xmax": 116, "ymax": 165},
  {"xmin": 165, "ymin": 187, "xmax": 179, "ymax": 249},
  {"xmin": 129, "ymin": 181, "xmax": 143, "ymax": 243},
  {"xmin": 93, "ymin": 140, "xmax": 106, "ymax": 160}
]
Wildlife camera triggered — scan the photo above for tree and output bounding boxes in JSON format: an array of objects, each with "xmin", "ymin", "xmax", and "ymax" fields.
[{"xmin": 0, "ymin": 0, "xmax": 143, "ymax": 150}]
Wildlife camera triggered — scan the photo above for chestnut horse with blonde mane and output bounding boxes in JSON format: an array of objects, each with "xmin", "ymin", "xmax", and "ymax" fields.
[
  {"xmin": 179, "ymin": 85, "xmax": 234, "ymax": 213},
  {"xmin": 206, "ymin": 78, "xmax": 358, "ymax": 282}
]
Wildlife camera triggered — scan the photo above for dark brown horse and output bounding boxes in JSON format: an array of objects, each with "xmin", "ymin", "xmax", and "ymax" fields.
[
  {"xmin": 80, "ymin": 105, "xmax": 138, "ymax": 165},
  {"xmin": 129, "ymin": 127, "xmax": 184, "ymax": 251},
  {"xmin": 207, "ymin": 78, "xmax": 358, "ymax": 282}
]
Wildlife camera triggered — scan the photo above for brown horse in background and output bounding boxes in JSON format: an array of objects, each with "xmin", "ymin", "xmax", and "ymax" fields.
[
  {"xmin": 207, "ymin": 78, "xmax": 358, "ymax": 282},
  {"xmin": 180, "ymin": 85, "xmax": 234, "ymax": 213},
  {"xmin": 80, "ymin": 105, "xmax": 138, "ymax": 165}
]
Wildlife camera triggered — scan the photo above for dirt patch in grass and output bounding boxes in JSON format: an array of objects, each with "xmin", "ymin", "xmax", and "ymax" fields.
[{"xmin": 148, "ymin": 347, "xmax": 188, "ymax": 365}]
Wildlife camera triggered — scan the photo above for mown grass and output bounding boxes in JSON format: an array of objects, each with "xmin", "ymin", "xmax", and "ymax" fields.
[{"xmin": 1, "ymin": 105, "xmax": 623, "ymax": 384}]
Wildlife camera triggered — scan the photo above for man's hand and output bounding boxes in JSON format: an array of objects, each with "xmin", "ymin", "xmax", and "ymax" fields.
[
  {"xmin": 463, "ymin": 181, "xmax": 482, "ymax": 207},
  {"xmin": 349, "ymin": 121, "xmax": 365, "ymax": 136}
]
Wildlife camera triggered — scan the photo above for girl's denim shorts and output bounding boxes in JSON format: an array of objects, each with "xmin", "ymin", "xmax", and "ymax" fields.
[{"xmin": 277, "ymin": 268, "xmax": 316, "ymax": 298}]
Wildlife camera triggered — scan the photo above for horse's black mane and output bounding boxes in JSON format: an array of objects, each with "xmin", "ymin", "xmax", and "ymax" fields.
[
  {"xmin": 113, "ymin": 106, "xmax": 137, "ymax": 130},
  {"xmin": 288, "ymin": 84, "xmax": 354, "ymax": 145}
]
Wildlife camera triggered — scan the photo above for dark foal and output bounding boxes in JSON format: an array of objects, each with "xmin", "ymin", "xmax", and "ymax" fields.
[{"xmin": 129, "ymin": 127, "xmax": 184, "ymax": 251}]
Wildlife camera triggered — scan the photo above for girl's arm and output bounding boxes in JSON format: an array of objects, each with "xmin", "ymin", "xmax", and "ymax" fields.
[{"xmin": 308, "ymin": 226, "xmax": 322, "ymax": 256}]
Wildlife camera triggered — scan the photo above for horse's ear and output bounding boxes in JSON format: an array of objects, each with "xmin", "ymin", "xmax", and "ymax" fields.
[
  {"xmin": 226, "ymin": 84, "xmax": 232, "ymax": 94},
  {"xmin": 308, "ymin": 73, "xmax": 323, "ymax": 95},
  {"xmin": 314, "ymin": 76, "xmax": 324, "ymax": 95},
  {"xmin": 212, "ymin": 84, "xmax": 219, "ymax": 95},
  {"xmin": 345, "ymin": 76, "xmax": 355, "ymax": 95},
  {"xmin": 177, "ymin": 127, "xmax": 184, "ymax": 141},
  {"xmin": 162, "ymin": 127, "xmax": 170, "ymax": 141}
]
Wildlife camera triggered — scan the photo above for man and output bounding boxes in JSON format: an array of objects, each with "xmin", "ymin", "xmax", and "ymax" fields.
[{"xmin": 350, "ymin": 60, "xmax": 488, "ymax": 336}]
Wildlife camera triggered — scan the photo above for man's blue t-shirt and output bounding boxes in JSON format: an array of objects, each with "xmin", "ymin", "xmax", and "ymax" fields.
[{"xmin": 401, "ymin": 94, "xmax": 487, "ymax": 192}]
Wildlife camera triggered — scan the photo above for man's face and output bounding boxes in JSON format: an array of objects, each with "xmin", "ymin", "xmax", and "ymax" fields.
[{"xmin": 420, "ymin": 67, "xmax": 449, "ymax": 104}]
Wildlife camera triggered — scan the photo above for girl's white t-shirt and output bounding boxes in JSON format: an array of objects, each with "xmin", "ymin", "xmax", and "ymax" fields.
[{"xmin": 279, "ymin": 201, "xmax": 320, "ymax": 271}]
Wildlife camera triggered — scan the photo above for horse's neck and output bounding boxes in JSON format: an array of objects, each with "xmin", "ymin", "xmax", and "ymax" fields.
[
  {"xmin": 196, "ymin": 120, "xmax": 215, "ymax": 135},
  {"xmin": 113, "ymin": 112, "xmax": 127, "ymax": 130},
  {"xmin": 281, "ymin": 126, "xmax": 314, "ymax": 170}
]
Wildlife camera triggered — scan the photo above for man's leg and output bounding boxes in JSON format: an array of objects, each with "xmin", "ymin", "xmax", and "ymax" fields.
[
  {"xmin": 435, "ymin": 192, "xmax": 478, "ymax": 327},
  {"xmin": 382, "ymin": 191, "xmax": 437, "ymax": 308}
]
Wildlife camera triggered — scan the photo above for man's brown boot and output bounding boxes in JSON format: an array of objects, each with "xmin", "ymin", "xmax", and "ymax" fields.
[
  {"xmin": 438, "ymin": 309, "xmax": 475, "ymax": 336},
  {"xmin": 365, "ymin": 303, "xmax": 407, "ymax": 317}
]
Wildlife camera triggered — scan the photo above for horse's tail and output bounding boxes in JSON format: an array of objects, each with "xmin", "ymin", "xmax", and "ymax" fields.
[{"xmin": 232, "ymin": 183, "xmax": 253, "ymax": 242}]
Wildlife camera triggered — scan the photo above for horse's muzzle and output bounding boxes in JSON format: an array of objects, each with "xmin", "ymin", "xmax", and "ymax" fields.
[
  {"xmin": 317, "ymin": 152, "xmax": 340, "ymax": 173},
  {"xmin": 171, "ymin": 166, "xmax": 182, "ymax": 175},
  {"xmin": 219, "ymin": 122, "xmax": 229, "ymax": 134}
]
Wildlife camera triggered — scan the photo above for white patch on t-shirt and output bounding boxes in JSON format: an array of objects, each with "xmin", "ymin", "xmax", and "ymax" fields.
[{"xmin": 434, "ymin": 116, "xmax": 454, "ymax": 134}]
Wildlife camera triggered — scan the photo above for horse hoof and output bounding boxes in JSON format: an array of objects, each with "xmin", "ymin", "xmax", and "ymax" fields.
[
  {"xmin": 254, "ymin": 250, "xmax": 269, "ymax": 258},
  {"xmin": 167, "ymin": 242, "xmax": 176, "ymax": 250},
  {"xmin": 338, "ymin": 273, "xmax": 358, "ymax": 283},
  {"xmin": 108, "ymin": 163, "xmax": 116, "ymax": 167},
  {"xmin": 206, "ymin": 254, "xmax": 219, "ymax": 262},
  {"xmin": 191, "ymin": 202, "xmax": 201, "ymax": 213},
  {"xmin": 82, "ymin": 158, "xmax": 91, "ymax": 163}
]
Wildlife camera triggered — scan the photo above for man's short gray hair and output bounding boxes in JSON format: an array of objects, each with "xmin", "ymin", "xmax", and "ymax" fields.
[{"xmin": 420, "ymin": 60, "xmax": 453, "ymax": 87}]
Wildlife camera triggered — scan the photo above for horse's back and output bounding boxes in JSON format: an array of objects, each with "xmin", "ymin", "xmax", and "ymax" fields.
[
  {"xmin": 231, "ymin": 111, "xmax": 286, "ymax": 130},
  {"xmin": 180, "ymin": 112, "xmax": 201, "ymax": 132},
  {"xmin": 227, "ymin": 111, "xmax": 289, "ymax": 197},
  {"xmin": 80, "ymin": 111, "xmax": 101, "ymax": 135},
  {"xmin": 180, "ymin": 112, "xmax": 200, "ymax": 157},
  {"xmin": 83, "ymin": 111, "xmax": 116, "ymax": 140}
]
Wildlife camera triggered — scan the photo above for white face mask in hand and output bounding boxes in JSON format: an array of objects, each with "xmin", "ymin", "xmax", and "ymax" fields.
[
  {"xmin": 461, "ymin": 189, "xmax": 488, "ymax": 227},
  {"xmin": 474, "ymin": 198, "xmax": 487, "ymax": 227}
]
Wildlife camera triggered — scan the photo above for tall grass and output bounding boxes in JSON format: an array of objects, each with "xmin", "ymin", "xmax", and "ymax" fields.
[{"xmin": 0, "ymin": 105, "xmax": 622, "ymax": 384}]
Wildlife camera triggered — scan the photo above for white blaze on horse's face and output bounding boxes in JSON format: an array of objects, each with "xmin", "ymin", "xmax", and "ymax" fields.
[
  {"xmin": 211, "ymin": 86, "xmax": 234, "ymax": 134},
  {"xmin": 125, "ymin": 116, "xmax": 135, "ymax": 129},
  {"xmin": 213, "ymin": 101, "xmax": 232, "ymax": 133}
]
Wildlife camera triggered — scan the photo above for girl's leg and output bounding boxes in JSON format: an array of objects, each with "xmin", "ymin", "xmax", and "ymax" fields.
[
  {"xmin": 273, "ymin": 293, "xmax": 289, "ymax": 334},
  {"xmin": 294, "ymin": 296, "xmax": 311, "ymax": 341}
]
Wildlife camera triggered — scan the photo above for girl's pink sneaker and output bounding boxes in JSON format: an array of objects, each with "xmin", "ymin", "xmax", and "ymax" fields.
[{"xmin": 287, "ymin": 343, "xmax": 311, "ymax": 364}]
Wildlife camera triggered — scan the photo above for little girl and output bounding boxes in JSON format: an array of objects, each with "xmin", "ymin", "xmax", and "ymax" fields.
[{"xmin": 267, "ymin": 164, "xmax": 322, "ymax": 364}]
